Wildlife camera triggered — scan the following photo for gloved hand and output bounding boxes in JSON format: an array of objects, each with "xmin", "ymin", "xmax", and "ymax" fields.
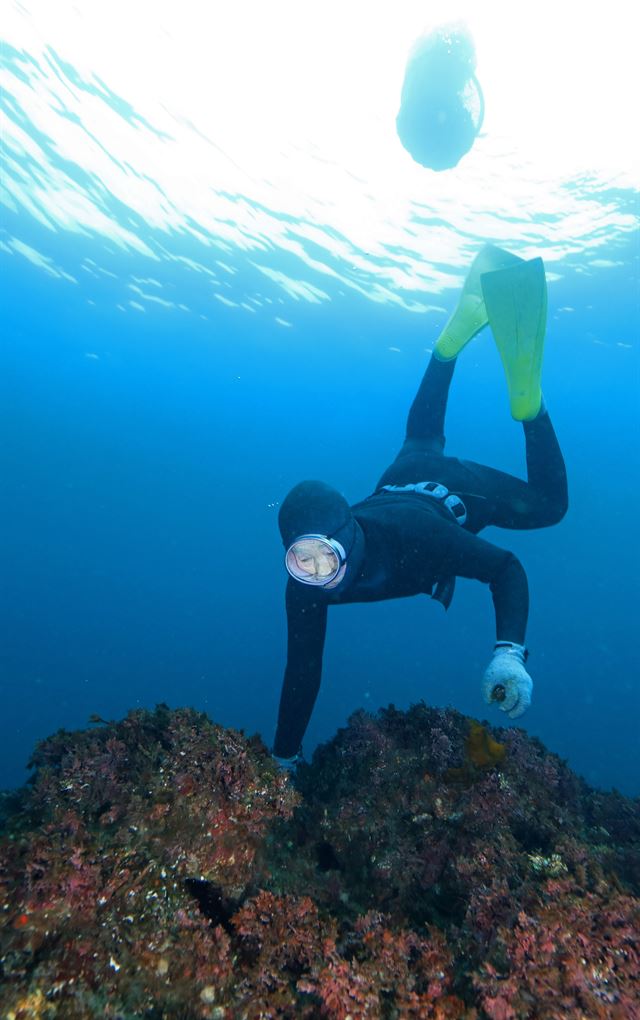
[
  {"xmin": 273, "ymin": 750, "xmax": 303, "ymax": 773},
  {"xmin": 481, "ymin": 642, "xmax": 533, "ymax": 719}
]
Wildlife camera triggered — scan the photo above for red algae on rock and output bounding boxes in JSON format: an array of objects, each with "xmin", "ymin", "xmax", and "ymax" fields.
[{"xmin": 0, "ymin": 702, "xmax": 638, "ymax": 1018}]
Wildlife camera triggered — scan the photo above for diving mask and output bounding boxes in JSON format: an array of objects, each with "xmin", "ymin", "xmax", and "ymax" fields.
[{"xmin": 285, "ymin": 534, "xmax": 347, "ymax": 588}]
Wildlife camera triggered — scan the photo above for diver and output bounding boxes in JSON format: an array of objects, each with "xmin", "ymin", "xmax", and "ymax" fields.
[{"xmin": 273, "ymin": 246, "xmax": 568, "ymax": 765}]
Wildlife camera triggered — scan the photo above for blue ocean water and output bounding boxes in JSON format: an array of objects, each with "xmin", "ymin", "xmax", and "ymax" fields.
[{"xmin": 1, "ymin": 3, "xmax": 639, "ymax": 796}]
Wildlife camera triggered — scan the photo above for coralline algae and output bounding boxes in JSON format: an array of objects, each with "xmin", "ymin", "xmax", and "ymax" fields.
[{"xmin": 1, "ymin": 703, "xmax": 638, "ymax": 1018}]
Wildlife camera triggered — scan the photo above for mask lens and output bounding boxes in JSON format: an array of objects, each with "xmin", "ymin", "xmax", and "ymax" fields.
[{"xmin": 286, "ymin": 537, "xmax": 342, "ymax": 585}]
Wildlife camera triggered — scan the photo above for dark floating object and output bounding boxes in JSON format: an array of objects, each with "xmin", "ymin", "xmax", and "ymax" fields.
[{"xmin": 396, "ymin": 23, "xmax": 484, "ymax": 171}]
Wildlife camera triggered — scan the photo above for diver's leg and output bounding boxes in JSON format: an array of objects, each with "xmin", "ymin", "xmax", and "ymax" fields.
[
  {"xmin": 475, "ymin": 250, "xmax": 567, "ymax": 524},
  {"xmin": 375, "ymin": 245, "xmax": 525, "ymax": 489},
  {"xmin": 517, "ymin": 405, "xmax": 568, "ymax": 526},
  {"xmin": 458, "ymin": 406, "xmax": 568, "ymax": 530},
  {"xmin": 397, "ymin": 246, "xmax": 523, "ymax": 451},
  {"xmin": 374, "ymin": 354, "xmax": 454, "ymax": 490},
  {"xmin": 404, "ymin": 354, "xmax": 456, "ymax": 451}
]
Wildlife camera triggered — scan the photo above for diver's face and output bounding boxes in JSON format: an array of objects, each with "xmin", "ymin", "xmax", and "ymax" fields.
[{"xmin": 287, "ymin": 538, "xmax": 339, "ymax": 580}]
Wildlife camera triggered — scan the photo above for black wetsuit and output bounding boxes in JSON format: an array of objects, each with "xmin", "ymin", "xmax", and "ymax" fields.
[{"xmin": 273, "ymin": 357, "xmax": 568, "ymax": 758}]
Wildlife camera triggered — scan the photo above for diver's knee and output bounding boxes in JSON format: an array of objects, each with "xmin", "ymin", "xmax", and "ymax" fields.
[
  {"xmin": 543, "ymin": 492, "xmax": 568, "ymax": 526},
  {"xmin": 554, "ymin": 494, "xmax": 569, "ymax": 524}
]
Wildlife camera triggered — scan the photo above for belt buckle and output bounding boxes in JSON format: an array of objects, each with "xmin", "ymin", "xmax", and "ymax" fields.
[
  {"xmin": 415, "ymin": 480, "xmax": 448, "ymax": 499},
  {"xmin": 444, "ymin": 493, "xmax": 467, "ymax": 526}
]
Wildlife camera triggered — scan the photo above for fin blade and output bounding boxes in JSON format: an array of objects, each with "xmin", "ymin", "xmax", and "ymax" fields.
[
  {"xmin": 481, "ymin": 258, "xmax": 547, "ymax": 420},
  {"xmin": 435, "ymin": 245, "xmax": 524, "ymax": 362}
]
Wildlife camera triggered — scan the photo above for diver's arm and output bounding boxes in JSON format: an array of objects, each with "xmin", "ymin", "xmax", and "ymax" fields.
[
  {"xmin": 428, "ymin": 519, "xmax": 533, "ymax": 718},
  {"xmin": 429, "ymin": 518, "xmax": 529, "ymax": 644},
  {"xmin": 273, "ymin": 580, "xmax": 328, "ymax": 759}
]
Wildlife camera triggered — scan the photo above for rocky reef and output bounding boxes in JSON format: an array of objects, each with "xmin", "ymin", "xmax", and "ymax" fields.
[{"xmin": 0, "ymin": 702, "xmax": 638, "ymax": 1019}]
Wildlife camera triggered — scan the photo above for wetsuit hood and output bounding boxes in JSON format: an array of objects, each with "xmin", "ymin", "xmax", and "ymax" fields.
[{"xmin": 278, "ymin": 480, "xmax": 365, "ymax": 591}]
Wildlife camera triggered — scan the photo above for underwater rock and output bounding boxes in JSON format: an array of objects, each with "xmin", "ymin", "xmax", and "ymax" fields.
[{"xmin": 0, "ymin": 703, "xmax": 638, "ymax": 1018}]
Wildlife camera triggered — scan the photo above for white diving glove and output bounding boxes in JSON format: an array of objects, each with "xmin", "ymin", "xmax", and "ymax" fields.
[
  {"xmin": 481, "ymin": 642, "xmax": 533, "ymax": 719},
  {"xmin": 273, "ymin": 750, "xmax": 303, "ymax": 773}
]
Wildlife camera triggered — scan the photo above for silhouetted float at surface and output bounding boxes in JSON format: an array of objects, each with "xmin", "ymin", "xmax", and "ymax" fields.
[{"xmin": 396, "ymin": 24, "xmax": 484, "ymax": 171}]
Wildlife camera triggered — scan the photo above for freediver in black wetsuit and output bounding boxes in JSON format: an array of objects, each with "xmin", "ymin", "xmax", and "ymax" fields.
[{"xmin": 273, "ymin": 246, "xmax": 568, "ymax": 764}]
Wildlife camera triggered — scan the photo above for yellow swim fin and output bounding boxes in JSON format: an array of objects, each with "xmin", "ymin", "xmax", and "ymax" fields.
[
  {"xmin": 481, "ymin": 257, "xmax": 547, "ymax": 421},
  {"xmin": 434, "ymin": 244, "xmax": 523, "ymax": 362}
]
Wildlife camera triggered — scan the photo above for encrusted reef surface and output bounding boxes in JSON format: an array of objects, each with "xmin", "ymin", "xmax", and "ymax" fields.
[{"xmin": 0, "ymin": 703, "xmax": 638, "ymax": 1019}]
